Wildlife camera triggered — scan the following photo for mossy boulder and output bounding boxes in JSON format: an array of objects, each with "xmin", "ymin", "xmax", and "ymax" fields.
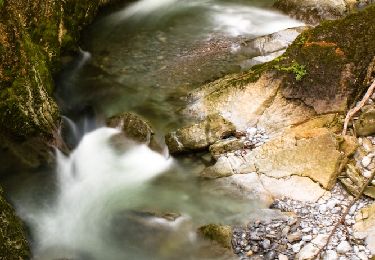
[
  {"xmin": 107, "ymin": 112, "xmax": 155, "ymax": 143},
  {"xmin": 107, "ymin": 112, "xmax": 164, "ymax": 153},
  {"xmin": 0, "ymin": 0, "xmax": 117, "ymax": 139},
  {"xmin": 198, "ymin": 224, "xmax": 233, "ymax": 249},
  {"xmin": 0, "ymin": 0, "xmax": 121, "ymax": 170},
  {"xmin": 0, "ymin": 187, "xmax": 30, "ymax": 259},
  {"xmin": 184, "ymin": 5, "xmax": 375, "ymax": 131}
]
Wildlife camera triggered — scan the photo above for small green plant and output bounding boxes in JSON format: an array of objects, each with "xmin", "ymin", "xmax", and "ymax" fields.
[
  {"xmin": 0, "ymin": 0, "xmax": 3, "ymax": 7},
  {"xmin": 274, "ymin": 61, "xmax": 307, "ymax": 81},
  {"xmin": 273, "ymin": 55, "xmax": 287, "ymax": 63},
  {"xmin": 295, "ymin": 34, "xmax": 307, "ymax": 46}
]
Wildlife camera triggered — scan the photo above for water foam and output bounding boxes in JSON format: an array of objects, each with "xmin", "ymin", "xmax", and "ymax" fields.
[
  {"xmin": 210, "ymin": 4, "xmax": 304, "ymax": 37},
  {"xmin": 31, "ymin": 128, "xmax": 173, "ymax": 258}
]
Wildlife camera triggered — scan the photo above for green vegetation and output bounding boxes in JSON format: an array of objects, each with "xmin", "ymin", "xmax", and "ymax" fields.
[
  {"xmin": 0, "ymin": 188, "xmax": 30, "ymax": 259},
  {"xmin": 295, "ymin": 34, "xmax": 307, "ymax": 46},
  {"xmin": 274, "ymin": 61, "xmax": 308, "ymax": 81}
]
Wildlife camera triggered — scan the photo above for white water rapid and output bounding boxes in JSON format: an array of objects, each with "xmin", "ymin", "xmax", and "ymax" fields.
[
  {"xmin": 31, "ymin": 128, "xmax": 173, "ymax": 259},
  {"xmin": 107, "ymin": 0, "xmax": 304, "ymax": 38}
]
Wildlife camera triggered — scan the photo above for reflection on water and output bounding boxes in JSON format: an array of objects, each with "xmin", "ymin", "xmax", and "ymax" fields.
[{"xmin": 0, "ymin": 0, "xmax": 304, "ymax": 259}]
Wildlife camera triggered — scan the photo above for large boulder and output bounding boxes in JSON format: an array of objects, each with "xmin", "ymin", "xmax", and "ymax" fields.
[
  {"xmin": 165, "ymin": 114, "xmax": 236, "ymax": 154},
  {"xmin": 0, "ymin": 0, "xmax": 121, "ymax": 171},
  {"xmin": 0, "ymin": 188, "xmax": 30, "ymax": 259},
  {"xmin": 273, "ymin": 0, "xmax": 351, "ymax": 24},
  {"xmin": 184, "ymin": 4, "xmax": 375, "ymax": 130},
  {"xmin": 203, "ymin": 123, "xmax": 345, "ymax": 190}
]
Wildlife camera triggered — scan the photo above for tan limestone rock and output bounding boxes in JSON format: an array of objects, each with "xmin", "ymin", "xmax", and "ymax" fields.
[{"xmin": 165, "ymin": 114, "xmax": 236, "ymax": 154}]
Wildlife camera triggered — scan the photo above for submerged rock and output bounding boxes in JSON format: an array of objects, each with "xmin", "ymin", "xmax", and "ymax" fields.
[
  {"xmin": 107, "ymin": 112, "xmax": 154, "ymax": 143},
  {"xmin": 198, "ymin": 224, "xmax": 233, "ymax": 249},
  {"xmin": 0, "ymin": 187, "xmax": 30, "ymax": 259},
  {"xmin": 107, "ymin": 112, "xmax": 165, "ymax": 153},
  {"xmin": 165, "ymin": 114, "xmax": 236, "ymax": 154}
]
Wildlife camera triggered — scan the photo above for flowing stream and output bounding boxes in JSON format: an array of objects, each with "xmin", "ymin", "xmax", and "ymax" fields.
[{"xmin": 1, "ymin": 0, "xmax": 303, "ymax": 259}]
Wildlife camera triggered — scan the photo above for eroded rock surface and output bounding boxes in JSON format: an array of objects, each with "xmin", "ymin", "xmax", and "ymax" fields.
[
  {"xmin": 274, "ymin": 0, "xmax": 351, "ymax": 24},
  {"xmin": 165, "ymin": 114, "xmax": 235, "ymax": 154}
]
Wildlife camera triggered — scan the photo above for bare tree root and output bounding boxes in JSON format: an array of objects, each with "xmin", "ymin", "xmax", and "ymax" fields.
[{"xmin": 342, "ymin": 80, "xmax": 375, "ymax": 136}]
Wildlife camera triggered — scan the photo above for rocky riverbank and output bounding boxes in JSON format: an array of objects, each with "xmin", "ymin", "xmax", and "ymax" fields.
[
  {"xmin": 167, "ymin": 2, "xmax": 375, "ymax": 259},
  {"xmin": 1, "ymin": 0, "xmax": 375, "ymax": 259}
]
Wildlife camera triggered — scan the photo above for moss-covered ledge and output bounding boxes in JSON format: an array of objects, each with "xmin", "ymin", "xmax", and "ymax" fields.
[
  {"xmin": 196, "ymin": 4, "xmax": 375, "ymax": 116},
  {"xmin": 279, "ymin": 3, "xmax": 375, "ymax": 114},
  {"xmin": 0, "ymin": 0, "xmax": 124, "ymax": 170},
  {"xmin": 0, "ymin": 1, "xmax": 125, "ymax": 258},
  {"xmin": 0, "ymin": 187, "xmax": 30, "ymax": 259}
]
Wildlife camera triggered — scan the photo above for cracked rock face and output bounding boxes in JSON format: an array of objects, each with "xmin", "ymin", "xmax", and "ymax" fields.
[{"xmin": 203, "ymin": 120, "xmax": 348, "ymax": 195}]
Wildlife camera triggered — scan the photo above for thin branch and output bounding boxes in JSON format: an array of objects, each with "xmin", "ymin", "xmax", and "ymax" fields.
[
  {"xmin": 316, "ymin": 169, "xmax": 375, "ymax": 258},
  {"xmin": 342, "ymin": 80, "xmax": 375, "ymax": 136}
]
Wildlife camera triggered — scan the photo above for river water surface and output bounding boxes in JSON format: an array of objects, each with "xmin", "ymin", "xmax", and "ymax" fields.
[{"xmin": 1, "ymin": 1, "xmax": 303, "ymax": 259}]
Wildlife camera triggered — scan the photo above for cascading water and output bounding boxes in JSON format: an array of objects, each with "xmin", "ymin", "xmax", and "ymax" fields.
[
  {"xmin": 31, "ymin": 128, "xmax": 173, "ymax": 259},
  {"xmin": 1, "ymin": 0, "xmax": 306, "ymax": 259}
]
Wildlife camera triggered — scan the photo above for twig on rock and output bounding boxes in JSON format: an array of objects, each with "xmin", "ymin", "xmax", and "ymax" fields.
[
  {"xmin": 315, "ymin": 169, "xmax": 375, "ymax": 258},
  {"xmin": 342, "ymin": 79, "xmax": 375, "ymax": 135}
]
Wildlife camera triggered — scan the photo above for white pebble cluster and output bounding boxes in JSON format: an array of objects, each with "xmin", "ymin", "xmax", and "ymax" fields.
[{"xmin": 240, "ymin": 127, "xmax": 269, "ymax": 149}]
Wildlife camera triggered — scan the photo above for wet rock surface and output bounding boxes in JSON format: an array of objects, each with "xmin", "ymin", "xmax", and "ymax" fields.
[
  {"xmin": 107, "ymin": 112, "xmax": 154, "ymax": 143},
  {"xmin": 0, "ymin": 188, "xmax": 30, "ymax": 259},
  {"xmin": 236, "ymin": 27, "xmax": 309, "ymax": 70},
  {"xmin": 274, "ymin": 0, "xmax": 351, "ymax": 24},
  {"xmin": 165, "ymin": 114, "xmax": 236, "ymax": 154}
]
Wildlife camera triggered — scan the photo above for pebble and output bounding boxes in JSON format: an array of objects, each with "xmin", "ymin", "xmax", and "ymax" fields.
[
  {"xmin": 363, "ymin": 170, "xmax": 372, "ymax": 178},
  {"xmin": 292, "ymin": 243, "xmax": 301, "ymax": 253},
  {"xmin": 362, "ymin": 156, "xmax": 372, "ymax": 168},
  {"xmin": 278, "ymin": 254, "xmax": 288, "ymax": 260},
  {"xmin": 302, "ymin": 235, "xmax": 312, "ymax": 241},
  {"xmin": 319, "ymin": 204, "xmax": 328, "ymax": 213},
  {"xmin": 323, "ymin": 250, "xmax": 338, "ymax": 260},
  {"xmin": 336, "ymin": 240, "xmax": 351, "ymax": 254},
  {"xmin": 288, "ymin": 232, "xmax": 302, "ymax": 243},
  {"xmin": 362, "ymin": 138, "xmax": 374, "ymax": 152},
  {"xmin": 262, "ymin": 239, "xmax": 271, "ymax": 249},
  {"xmin": 358, "ymin": 252, "xmax": 368, "ymax": 260}
]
